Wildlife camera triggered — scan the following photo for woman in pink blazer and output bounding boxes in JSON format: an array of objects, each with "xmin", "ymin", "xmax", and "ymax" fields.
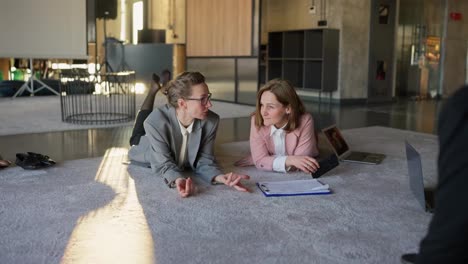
[{"xmin": 236, "ymin": 79, "xmax": 319, "ymax": 173}]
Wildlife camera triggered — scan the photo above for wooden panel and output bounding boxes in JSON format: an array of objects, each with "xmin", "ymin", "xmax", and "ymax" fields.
[
  {"xmin": 148, "ymin": 0, "xmax": 168, "ymax": 30},
  {"xmin": 187, "ymin": 0, "xmax": 252, "ymax": 56},
  {"xmin": 87, "ymin": 43, "xmax": 96, "ymax": 64},
  {"xmin": 148, "ymin": 0, "xmax": 186, "ymax": 44},
  {"xmin": 0, "ymin": 58, "xmax": 10, "ymax": 80},
  {"xmin": 173, "ymin": 44, "xmax": 186, "ymax": 76},
  {"xmin": 168, "ymin": 0, "xmax": 186, "ymax": 44}
]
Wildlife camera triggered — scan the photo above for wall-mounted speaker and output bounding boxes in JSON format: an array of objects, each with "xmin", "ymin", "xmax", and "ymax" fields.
[{"xmin": 96, "ymin": 0, "xmax": 117, "ymax": 20}]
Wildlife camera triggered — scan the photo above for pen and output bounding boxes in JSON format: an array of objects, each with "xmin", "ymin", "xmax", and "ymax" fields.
[{"xmin": 260, "ymin": 184, "xmax": 269, "ymax": 192}]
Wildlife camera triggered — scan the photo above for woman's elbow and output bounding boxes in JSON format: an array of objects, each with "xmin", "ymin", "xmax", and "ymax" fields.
[
  {"xmin": 253, "ymin": 159, "xmax": 271, "ymax": 171},
  {"xmin": 311, "ymin": 147, "xmax": 319, "ymax": 157}
]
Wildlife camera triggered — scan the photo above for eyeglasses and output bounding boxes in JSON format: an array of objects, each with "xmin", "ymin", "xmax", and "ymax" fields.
[{"xmin": 185, "ymin": 93, "xmax": 212, "ymax": 106}]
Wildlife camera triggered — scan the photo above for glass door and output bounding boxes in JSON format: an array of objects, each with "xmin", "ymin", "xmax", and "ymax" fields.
[{"xmin": 396, "ymin": 0, "xmax": 445, "ymax": 99}]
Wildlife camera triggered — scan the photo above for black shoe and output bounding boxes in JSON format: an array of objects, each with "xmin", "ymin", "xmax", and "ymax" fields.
[
  {"xmin": 15, "ymin": 152, "xmax": 56, "ymax": 170},
  {"xmin": 401, "ymin": 253, "xmax": 417, "ymax": 264},
  {"xmin": 26, "ymin": 152, "xmax": 56, "ymax": 166},
  {"xmin": 152, "ymin": 73, "xmax": 160, "ymax": 84},
  {"xmin": 16, "ymin": 153, "xmax": 40, "ymax": 170}
]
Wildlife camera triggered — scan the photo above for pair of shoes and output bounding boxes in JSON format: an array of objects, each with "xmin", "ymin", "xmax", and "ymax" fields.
[
  {"xmin": 152, "ymin": 73, "xmax": 160, "ymax": 84},
  {"xmin": 15, "ymin": 152, "xmax": 56, "ymax": 170},
  {"xmin": 0, "ymin": 155, "xmax": 12, "ymax": 169},
  {"xmin": 401, "ymin": 253, "xmax": 417, "ymax": 264},
  {"xmin": 153, "ymin": 73, "xmax": 168, "ymax": 95}
]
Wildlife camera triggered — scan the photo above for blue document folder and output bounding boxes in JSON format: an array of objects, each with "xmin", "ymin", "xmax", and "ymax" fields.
[{"xmin": 257, "ymin": 179, "xmax": 332, "ymax": 197}]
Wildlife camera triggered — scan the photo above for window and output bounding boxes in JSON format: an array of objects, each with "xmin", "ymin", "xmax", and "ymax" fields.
[{"xmin": 132, "ymin": 1, "xmax": 143, "ymax": 44}]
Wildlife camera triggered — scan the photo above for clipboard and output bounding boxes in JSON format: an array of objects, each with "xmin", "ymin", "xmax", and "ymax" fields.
[{"xmin": 257, "ymin": 179, "xmax": 332, "ymax": 197}]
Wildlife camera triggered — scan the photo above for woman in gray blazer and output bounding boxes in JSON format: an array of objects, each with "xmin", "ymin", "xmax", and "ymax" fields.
[{"xmin": 128, "ymin": 72, "xmax": 250, "ymax": 197}]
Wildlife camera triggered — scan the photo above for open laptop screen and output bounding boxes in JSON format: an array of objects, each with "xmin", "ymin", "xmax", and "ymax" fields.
[
  {"xmin": 405, "ymin": 141, "xmax": 426, "ymax": 211},
  {"xmin": 322, "ymin": 125, "xmax": 350, "ymax": 156}
]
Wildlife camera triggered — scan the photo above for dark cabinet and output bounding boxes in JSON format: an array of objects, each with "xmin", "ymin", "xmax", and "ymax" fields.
[{"xmin": 267, "ymin": 29, "xmax": 339, "ymax": 92}]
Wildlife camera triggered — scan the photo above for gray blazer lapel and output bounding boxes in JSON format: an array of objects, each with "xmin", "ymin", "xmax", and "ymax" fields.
[
  {"xmin": 188, "ymin": 119, "xmax": 202, "ymax": 166},
  {"xmin": 168, "ymin": 107, "xmax": 182, "ymax": 161}
]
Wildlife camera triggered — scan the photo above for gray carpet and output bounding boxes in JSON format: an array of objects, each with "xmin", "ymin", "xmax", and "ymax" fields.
[
  {"xmin": 0, "ymin": 127, "xmax": 438, "ymax": 264},
  {"xmin": 0, "ymin": 95, "xmax": 255, "ymax": 136}
]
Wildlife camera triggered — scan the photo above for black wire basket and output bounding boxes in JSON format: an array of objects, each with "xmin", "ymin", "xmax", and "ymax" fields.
[{"xmin": 60, "ymin": 71, "xmax": 136, "ymax": 125}]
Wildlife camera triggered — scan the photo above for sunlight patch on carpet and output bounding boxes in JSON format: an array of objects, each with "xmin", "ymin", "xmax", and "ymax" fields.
[{"xmin": 61, "ymin": 148, "xmax": 155, "ymax": 263}]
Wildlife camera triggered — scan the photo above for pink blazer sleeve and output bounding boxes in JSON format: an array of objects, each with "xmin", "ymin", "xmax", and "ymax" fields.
[
  {"xmin": 249, "ymin": 113, "xmax": 319, "ymax": 171},
  {"xmin": 288, "ymin": 113, "xmax": 319, "ymax": 157},
  {"xmin": 250, "ymin": 116, "xmax": 276, "ymax": 171}
]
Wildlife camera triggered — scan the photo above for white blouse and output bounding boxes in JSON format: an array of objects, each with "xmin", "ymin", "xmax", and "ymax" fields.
[{"xmin": 270, "ymin": 124, "xmax": 287, "ymax": 172}]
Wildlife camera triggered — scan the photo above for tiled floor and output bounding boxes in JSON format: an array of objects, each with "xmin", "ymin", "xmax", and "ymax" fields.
[{"xmin": 0, "ymin": 99, "xmax": 443, "ymax": 163}]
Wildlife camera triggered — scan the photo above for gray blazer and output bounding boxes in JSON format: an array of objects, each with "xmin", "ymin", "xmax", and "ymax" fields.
[{"xmin": 128, "ymin": 104, "xmax": 223, "ymax": 186}]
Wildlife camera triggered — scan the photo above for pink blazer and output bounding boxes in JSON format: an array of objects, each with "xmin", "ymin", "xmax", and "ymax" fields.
[{"xmin": 249, "ymin": 113, "xmax": 319, "ymax": 171}]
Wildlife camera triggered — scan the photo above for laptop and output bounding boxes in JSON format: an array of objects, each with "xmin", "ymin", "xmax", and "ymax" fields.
[
  {"xmin": 311, "ymin": 153, "xmax": 339, "ymax": 179},
  {"xmin": 322, "ymin": 125, "xmax": 386, "ymax": 165},
  {"xmin": 405, "ymin": 141, "xmax": 435, "ymax": 213}
]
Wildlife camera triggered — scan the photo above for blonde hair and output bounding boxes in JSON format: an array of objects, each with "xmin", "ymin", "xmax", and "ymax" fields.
[
  {"xmin": 254, "ymin": 79, "xmax": 306, "ymax": 132},
  {"xmin": 164, "ymin": 72, "xmax": 205, "ymax": 108}
]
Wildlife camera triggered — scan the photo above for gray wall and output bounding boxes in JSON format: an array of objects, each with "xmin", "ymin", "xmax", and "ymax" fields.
[
  {"xmin": 108, "ymin": 43, "xmax": 173, "ymax": 84},
  {"xmin": 443, "ymin": 0, "xmax": 468, "ymax": 96},
  {"xmin": 338, "ymin": 0, "xmax": 372, "ymax": 99},
  {"xmin": 187, "ymin": 58, "xmax": 258, "ymax": 105}
]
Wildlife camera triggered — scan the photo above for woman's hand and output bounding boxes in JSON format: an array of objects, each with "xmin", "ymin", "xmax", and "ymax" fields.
[
  {"xmin": 214, "ymin": 172, "xmax": 250, "ymax": 192},
  {"xmin": 285, "ymin": 156, "xmax": 320, "ymax": 173},
  {"xmin": 175, "ymin": 177, "xmax": 194, "ymax": 198}
]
